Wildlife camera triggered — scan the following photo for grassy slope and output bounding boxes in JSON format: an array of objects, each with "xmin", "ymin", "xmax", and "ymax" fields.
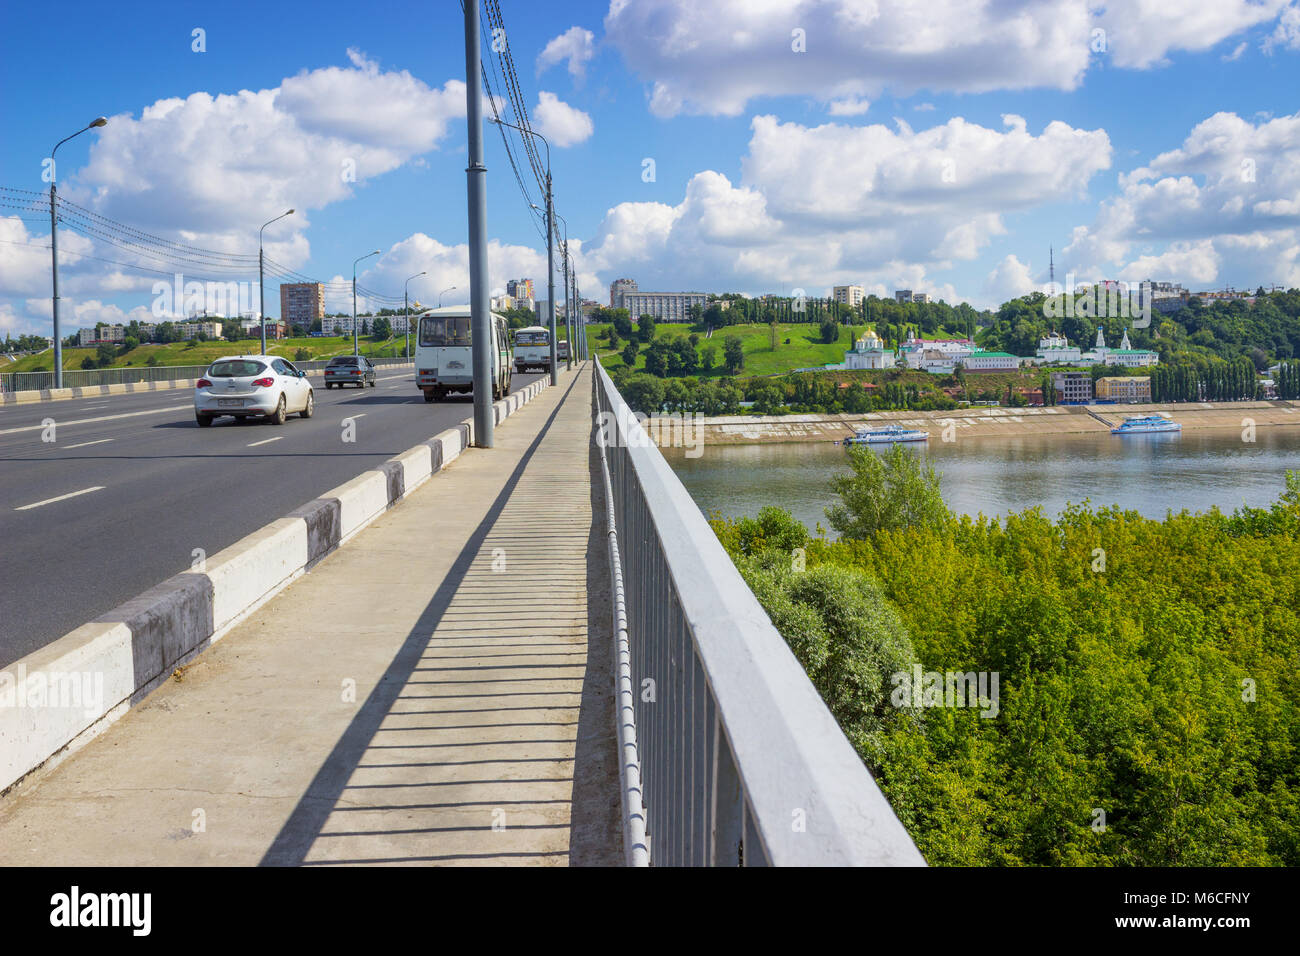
[
  {"xmin": 583, "ymin": 322, "xmax": 861, "ymax": 377},
  {"xmin": 5, "ymin": 336, "xmax": 411, "ymax": 373},
  {"xmin": 580, "ymin": 321, "xmax": 1041, "ymax": 386}
]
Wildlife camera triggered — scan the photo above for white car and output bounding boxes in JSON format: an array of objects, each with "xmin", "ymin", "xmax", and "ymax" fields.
[{"xmin": 194, "ymin": 355, "xmax": 314, "ymax": 426}]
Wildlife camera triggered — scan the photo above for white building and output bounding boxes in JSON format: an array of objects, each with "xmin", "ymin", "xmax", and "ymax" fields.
[
  {"xmin": 844, "ymin": 328, "xmax": 895, "ymax": 369},
  {"xmin": 78, "ymin": 324, "xmax": 126, "ymax": 346},
  {"xmin": 1082, "ymin": 327, "xmax": 1159, "ymax": 368},
  {"xmin": 1036, "ymin": 332, "xmax": 1083, "ymax": 364},
  {"xmin": 833, "ymin": 285, "xmax": 864, "ymax": 308},
  {"xmin": 898, "ymin": 330, "xmax": 974, "ymax": 372},
  {"xmin": 965, "ymin": 350, "xmax": 1020, "ymax": 371},
  {"xmin": 621, "ymin": 291, "xmax": 708, "ymax": 323}
]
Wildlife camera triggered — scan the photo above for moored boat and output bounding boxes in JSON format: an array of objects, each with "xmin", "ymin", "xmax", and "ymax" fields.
[
  {"xmin": 844, "ymin": 424, "xmax": 930, "ymax": 444},
  {"xmin": 1111, "ymin": 414, "xmax": 1181, "ymax": 435}
]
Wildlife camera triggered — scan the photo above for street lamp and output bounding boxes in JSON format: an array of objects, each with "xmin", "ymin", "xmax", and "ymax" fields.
[
  {"xmin": 352, "ymin": 249, "xmax": 381, "ymax": 356},
  {"xmin": 439, "ymin": 285, "xmax": 458, "ymax": 308},
  {"xmin": 553, "ymin": 210, "xmax": 574, "ymax": 371},
  {"xmin": 259, "ymin": 209, "xmax": 294, "ymax": 355},
  {"xmin": 493, "ymin": 117, "xmax": 557, "ymax": 386},
  {"xmin": 405, "ymin": 271, "xmax": 426, "ymax": 360},
  {"xmin": 49, "ymin": 116, "xmax": 107, "ymax": 388}
]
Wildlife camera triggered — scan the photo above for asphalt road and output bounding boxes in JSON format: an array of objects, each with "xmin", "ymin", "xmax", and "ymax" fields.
[{"xmin": 0, "ymin": 369, "xmax": 546, "ymax": 666}]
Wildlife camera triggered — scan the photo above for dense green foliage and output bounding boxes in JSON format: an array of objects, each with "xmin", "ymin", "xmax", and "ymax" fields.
[{"xmin": 711, "ymin": 458, "xmax": 1300, "ymax": 866}]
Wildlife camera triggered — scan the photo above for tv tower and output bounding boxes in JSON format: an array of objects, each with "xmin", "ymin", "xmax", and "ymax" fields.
[{"xmin": 1050, "ymin": 246, "xmax": 1055, "ymax": 288}]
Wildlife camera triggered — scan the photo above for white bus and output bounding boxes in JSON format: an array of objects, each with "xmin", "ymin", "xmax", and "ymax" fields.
[
  {"xmin": 513, "ymin": 325, "xmax": 552, "ymax": 373},
  {"xmin": 415, "ymin": 307, "xmax": 511, "ymax": 402}
]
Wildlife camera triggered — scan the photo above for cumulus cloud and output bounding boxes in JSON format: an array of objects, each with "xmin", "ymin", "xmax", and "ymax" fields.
[
  {"xmin": 1263, "ymin": 1, "xmax": 1300, "ymax": 52},
  {"xmin": 573, "ymin": 112, "xmax": 1109, "ymax": 302},
  {"xmin": 69, "ymin": 50, "xmax": 464, "ymax": 245},
  {"xmin": 984, "ymin": 254, "xmax": 1037, "ymax": 303},
  {"xmin": 531, "ymin": 91, "xmax": 594, "ymax": 147},
  {"xmin": 537, "ymin": 27, "xmax": 597, "ymax": 82},
  {"xmin": 0, "ymin": 52, "xmax": 468, "ymax": 336},
  {"xmin": 1065, "ymin": 111, "xmax": 1300, "ymax": 287},
  {"xmin": 605, "ymin": 0, "xmax": 1292, "ymax": 117}
]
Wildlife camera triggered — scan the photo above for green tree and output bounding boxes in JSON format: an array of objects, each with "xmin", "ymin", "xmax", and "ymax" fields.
[
  {"xmin": 723, "ymin": 335, "xmax": 744, "ymax": 374},
  {"xmin": 825, "ymin": 443, "xmax": 950, "ymax": 542},
  {"xmin": 621, "ymin": 340, "xmax": 639, "ymax": 368},
  {"xmin": 637, "ymin": 313, "xmax": 656, "ymax": 343}
]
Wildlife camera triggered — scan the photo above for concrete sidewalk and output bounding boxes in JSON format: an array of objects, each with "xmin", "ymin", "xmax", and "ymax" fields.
[{"xmin": 0, "ymin": 363, "xmax": 621, "ymax": 866}]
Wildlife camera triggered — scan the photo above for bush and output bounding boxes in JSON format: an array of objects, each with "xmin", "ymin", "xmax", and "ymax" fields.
[{"xmin": 294, "ymin": 348, "xmax": 311, "ymax": 362}]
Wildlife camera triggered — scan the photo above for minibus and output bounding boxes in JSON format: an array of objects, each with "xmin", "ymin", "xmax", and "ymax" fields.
[
  {"xmin": 513, "ymin": 325, "xmax": 552, "ymax": 373},
  {"xmin": 415, "ymin": 307, "xmax": 511, "ymax": 402}
]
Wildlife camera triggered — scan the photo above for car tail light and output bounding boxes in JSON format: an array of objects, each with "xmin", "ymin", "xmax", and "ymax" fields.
[
  {"xmin": 252, "ymin": 377, "xmax": 274, "ymax": 387},
  {"xmin": 196, "ymin": 378, "xmax": 212, "ymax": 388}
]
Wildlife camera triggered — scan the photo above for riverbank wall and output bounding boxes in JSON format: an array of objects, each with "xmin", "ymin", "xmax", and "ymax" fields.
[{"xmin": 678, "ymin": 401, "xmax": 1300, "ymax": 446}]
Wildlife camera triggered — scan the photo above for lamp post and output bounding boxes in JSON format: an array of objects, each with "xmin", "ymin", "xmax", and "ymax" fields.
[
  {"xmin": 405, "ymin": 271, "xmax": 426, "ymax": 360},
  {"xmin": 439, "ymin": 286, "xmax": 458, "ymax": 308},
  {"xmin": 49, "ymin": 116, "xmax": 107, "ymax": 388},
  {"xmin": 352, "ymin": 249, "xmax": 380, "ymax": 356},
  {"xmin": 494, "ymin": 118, "xmax": 556, "ymax": 386},
  {"xmin": 259, "ymin": 209, "xmax": 294, "ymax": 355},
  {"xmin": 553, "ymin": 210, "xmax": 573, "ymax": 371}
]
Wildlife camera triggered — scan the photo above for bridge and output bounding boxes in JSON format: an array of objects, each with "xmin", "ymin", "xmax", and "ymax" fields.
[{"xmin": 0, "ymin": 361, "xmax": 923, "ymax": 866}]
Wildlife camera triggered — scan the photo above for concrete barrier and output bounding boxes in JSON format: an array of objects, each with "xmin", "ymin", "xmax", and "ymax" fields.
[
  {"xmin": 0, "ymin": 363, "xmax": 415, "ymax": 406},
  {"xmin": 0, "ymin": 372, "xmax": 554, "ymax": 796}
]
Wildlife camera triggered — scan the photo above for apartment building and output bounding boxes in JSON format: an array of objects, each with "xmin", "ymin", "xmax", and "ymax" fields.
[
  {"xmin": 279, "ymin": 283, "xmax": 325, "ymax": 327},
  {"xmin": 1052, "ymin": 371, "xmax": 1093, "ymax": 403},
  {"xmin": 833, "ymin": 285, "xmax": 864, "ymax": 308},
  {"xmin": 1096, "ymin": 376, "xmax": 1152, "ymax": 402},
  {"xmin": 621, "ymin": 291, "xmax": 708, "ymax": 323}
]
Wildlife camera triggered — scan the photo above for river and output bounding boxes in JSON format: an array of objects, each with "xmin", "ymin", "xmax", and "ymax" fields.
[{"xmin": 661, "ymin": 427, "xmax": 1300, "ymax": 532}]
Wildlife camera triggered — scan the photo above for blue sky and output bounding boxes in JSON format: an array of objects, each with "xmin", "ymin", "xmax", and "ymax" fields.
[{"xmin": 2, "ymin": 0, "xmax": 1300, "ymax": 337}]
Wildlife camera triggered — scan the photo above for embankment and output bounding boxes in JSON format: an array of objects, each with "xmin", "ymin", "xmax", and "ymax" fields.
[{"xmin": 683, "ymin": 401, "xmax": 1300, "ymax": 446}]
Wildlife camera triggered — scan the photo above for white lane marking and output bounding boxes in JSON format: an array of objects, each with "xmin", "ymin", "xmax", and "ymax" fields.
[
  {"xmin": 16, "ymin": 486, "xmax": 105, "ymax": 511},
  {"xmin": 342, "ymin": 412, "xmax": 366, "ymax": 420},
  {"xmin": 0, "ymin": 404, "xmax": 185, "ymax": 436},
  {"xmin": 64, "ymin": 438, "xmax": 115, "ymax": 449},
  {"xmin": 247, "ymin": 436, "xmax": 283, "ymax": 447},
  {"xmin": 386, "ymin": 384, "xmax": 401, "ymax": 389}
]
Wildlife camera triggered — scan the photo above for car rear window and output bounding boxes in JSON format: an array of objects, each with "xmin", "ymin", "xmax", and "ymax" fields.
[
  {"xmin": 328, "ymin": 357, "xmax": 359, "ymax": 366},
  {"xmin": 209, "ymin": 360, "xmax": 267, "ymax": 377}
]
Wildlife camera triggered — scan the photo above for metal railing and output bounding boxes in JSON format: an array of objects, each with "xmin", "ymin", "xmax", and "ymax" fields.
[
  {"xmin": 1, "ymin": 356, "xmax": 413, "ymax": 393},
  {"xmin": 593, "ymin": 360, "xmax": 926, "ymax": 866}
]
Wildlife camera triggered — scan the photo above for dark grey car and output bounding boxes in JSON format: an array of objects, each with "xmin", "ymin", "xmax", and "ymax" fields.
[{"xmin": 324, "ymin": 355, "xmax": 376, "ymax": 389}]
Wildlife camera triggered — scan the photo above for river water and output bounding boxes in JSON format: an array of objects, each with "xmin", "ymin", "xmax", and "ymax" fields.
[{"xmin": 662, "ymin": 427, "xmax": 1300, "ymax": 532}]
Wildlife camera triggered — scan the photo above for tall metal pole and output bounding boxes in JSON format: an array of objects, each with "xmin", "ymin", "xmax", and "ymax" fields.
[
  {"xmin": 554, "ymin": 211, "xmax": 573, "ymax": 371},
  {"xmin": 48, "ymin": 117, "xmax": 107, "ymax": 388},
  {"xmin": 405, "ymin": 271, "xmax": 425, "ymax": 362},
  {"xmin": 352, "ymin": 250, "xmax": 380, "ymax": 357},
  {"xmin": 545, "ymin": 174, "xmax": 557, "ymax": 385},
  {"xmin": 465, "ymin": 0, "xmax": 494, "ymax": 447},
  {"xmin": 49, "ymin": 181, "xmax": 61, "ymax": 386},
  {"xmin": 259, "ymin": 210, "xmax": 293, "ymax": 355}
]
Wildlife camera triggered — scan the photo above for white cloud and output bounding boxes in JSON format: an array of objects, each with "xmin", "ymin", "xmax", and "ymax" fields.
[
  {"xmin": 984, "ymin": 254, "xmax": 1037, "ymax": 304},
  {"xmin": 531, "ymin": 92, "xmax": 594, "ymax": 147},
  {"xmin": 570, "ymin": 112, "xmax": 1111, "ymax": 305},
  {"xmin": 537, "ymin": 27, "xmax": 597, "ymax": 82},
  {"xmin": 605, "ymin": 0, "xmax": 1293, "ymax": 117},
  {"xmin": 828, "ymin": 96, "xmax": 871, "ymax": 116},
  {"xmin": 69, "ymin": 50, "xmax": 464, "ymax": 246},
  {"xmin": 1065, "ymin": 111, "xmax": 1300, "ymax": 286},
  {"xmin": 1222, "ymin": 41, "xmax": 1248, "ymax": 61},
  {"xmin": 1263, "ymin": 1, "xmax": 1300, "ymax": 51}
]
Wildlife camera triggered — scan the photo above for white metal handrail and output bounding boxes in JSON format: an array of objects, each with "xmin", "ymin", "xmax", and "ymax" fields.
[{"xmin": 593, "ymin": 360, "xmax": 926, "ymax": 866}]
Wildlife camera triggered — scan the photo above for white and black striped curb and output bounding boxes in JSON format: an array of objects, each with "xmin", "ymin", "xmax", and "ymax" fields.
[
  {"xmin": 0, "ymin": 375, "xmax": 551, "ymax": 796},
  {"xmin": 0, "ymin": 363, "xmax": 415, "ymax": 406}
]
